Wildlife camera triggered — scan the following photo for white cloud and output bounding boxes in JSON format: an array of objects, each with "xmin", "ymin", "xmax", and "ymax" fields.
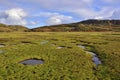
[
  {"xmin": 46, "ymin": 17, "xmax": 62, "ymax": 25},
  {"xmin": 83, "ymin": 0, "xmax": 93, "ymax": 3},
  {"xmin": 28, "ymin": 21, "xmax": 39, "ymax": 25},
  {"xmin": 102, "ymin": 0, "xmax": 120, "ymax": 4},
  {"xmin": 26, "ymin": 0, "xmax": 93, "ymax": 11},
  {"xmin": 0, "ymin": 8, "xmax": 27, "ymax": 25},
  {"xmin": 109, "ymin": 10, "xmax": 120, "ymax": 19},
  {"xmin": 31, "ymin": 0, "xmax": 115, "ymax": 20},
  {"xmin": 35, "ymin": 12, "xmax": 59, "ymax": 17},
  {"xmin": 30, "ymin": 21, "xmax": 37, "ymax": 25},
  {"xmin": 21, "ymin": 0, "xmax": 119, "ymax": 21},
  {"xmin": 45, "ymin": 13, "xmax": 74, "ymax": 25},
  {"xmin": 71, "ymin": 9, "xmax": 96, "ymax": 18},
  {"xmin": 93, "ymin": 7, "xmax": 114, "ymax": 19},
  {"xmin": 32, "ymin": 0, "xmax": 120, "ymax": 20},
  {"xmin": 104, "ymin": 0, "xmax": 115, "ymax": 2},
  {"xmin": 94, "ymin": 9, "xmax": 120, "ymax": 20},
  {"xmin": 94, "ymin": 16, "xmax": 104, "ymax": 19}
]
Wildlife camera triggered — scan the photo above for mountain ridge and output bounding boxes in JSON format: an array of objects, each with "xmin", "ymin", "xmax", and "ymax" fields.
[
  {"xmin": 0, "ymin": 19, "xmax": 120, "ymax": 32},
  {"xmin": 30, "ymin": 19, "xmax": 120, "ymax": 32}
]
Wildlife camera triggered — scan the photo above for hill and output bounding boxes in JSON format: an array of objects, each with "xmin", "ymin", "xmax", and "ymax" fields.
[
  {"xmin": 30, "ymin": 19, "xmax": 120, "ymax": 32},
  {"xmin": 0, "ymin": 23, "xmax": 28, "ymax": 32},
  {"xmin": 0, "ymin": 19, "xmax": 120, "ymax": 32}
]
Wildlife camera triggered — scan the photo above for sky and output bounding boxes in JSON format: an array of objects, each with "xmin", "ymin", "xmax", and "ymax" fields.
[{"xmin": 0, "ymin": 0, "xmax": 120, "ymax": 28}]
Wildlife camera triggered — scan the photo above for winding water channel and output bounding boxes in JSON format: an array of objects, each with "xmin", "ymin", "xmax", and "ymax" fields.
[{"xmin": 78, "ymin": 45, "xmax": 101, "ymax": 66}]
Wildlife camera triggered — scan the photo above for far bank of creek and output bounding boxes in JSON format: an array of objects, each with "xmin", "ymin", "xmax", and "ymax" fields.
[{"xmin": 78, "ymin": 44, "xmax": 101, "ymax": 66}]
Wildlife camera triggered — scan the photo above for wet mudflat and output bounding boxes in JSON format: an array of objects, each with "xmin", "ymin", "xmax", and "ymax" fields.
[
  {"xmin": 41, "ymin": 41, "xmax": 49, "ymax": 44},
  {"xmin": 0, "ymin": 50, "xmax": 4, "ymax": 53},
  {"xmin": 77, "ymin": 44, "xmax": 86, "ymax": 49},
  {"xmin": 57, "ymin": 46, "xmax": 65, "ymax": 49},
  {"xmin": 0, "ymin": 44, "xmax": 5, "ymax": 47}
]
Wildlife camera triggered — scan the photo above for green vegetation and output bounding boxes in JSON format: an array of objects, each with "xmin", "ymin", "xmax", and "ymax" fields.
[{"xmin": 0, "ymin": 32, "xmax": 120, "ymax": 80}]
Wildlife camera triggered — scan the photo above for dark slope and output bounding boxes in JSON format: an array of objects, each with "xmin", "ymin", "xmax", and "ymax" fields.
[
  {"xmin": 0, "ymin": 19, "xmax": 120, "ymax": 32},
  {"xmin": 30, "ymin": 19, "xmax": 120, "ymax": 32}
]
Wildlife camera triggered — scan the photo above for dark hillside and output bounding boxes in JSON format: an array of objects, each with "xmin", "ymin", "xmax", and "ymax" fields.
[
  {"xmin": 0, "ymin": 19, "xmax": 120, "ymax": 32},
  {"xmin": 30, "ymin": 19, "xmax": 120, "ymax": 32}
]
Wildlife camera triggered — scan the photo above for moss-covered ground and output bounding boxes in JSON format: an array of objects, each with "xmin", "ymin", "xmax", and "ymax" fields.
[{"xmin": 0, "ymin": 32, "xmax": 120, "ymax": 80}]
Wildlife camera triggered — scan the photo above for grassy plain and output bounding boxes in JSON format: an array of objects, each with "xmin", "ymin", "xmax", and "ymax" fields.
[{"xmin": 0, "ymin": 32, "xmax": 120, "ymax": 80}]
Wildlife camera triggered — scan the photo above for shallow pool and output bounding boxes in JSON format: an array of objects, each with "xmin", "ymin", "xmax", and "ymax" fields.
[{"xmin": 19, "ymin": 58, "xmax": 44, "ymax": 65}]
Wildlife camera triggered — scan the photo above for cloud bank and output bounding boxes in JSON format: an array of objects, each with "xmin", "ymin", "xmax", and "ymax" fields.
[
  {"xmin": 38, "ymin": 12, "xmax": 74, "ymax": 25},
  {"xmin": 0, "ymin": 8, "xmax": 27, "ymax": 25},
  {"xmin": 109, "ymin": 10, "xmax": 120, "ymax": 19}
]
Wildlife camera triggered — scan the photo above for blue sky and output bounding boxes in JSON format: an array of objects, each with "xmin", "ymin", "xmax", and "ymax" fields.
[{"xmin": 0, "ymin": 0, "xmax": 120, "ymax": 28}]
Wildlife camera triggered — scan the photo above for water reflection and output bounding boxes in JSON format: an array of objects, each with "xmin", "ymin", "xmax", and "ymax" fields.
[
  {"xmin": 19, "ymin": 58, "xmax": 44, "ymax": 65},
  {"xmin": 78, "ymin": 45, "xmax": 101, "ymax": 66}
]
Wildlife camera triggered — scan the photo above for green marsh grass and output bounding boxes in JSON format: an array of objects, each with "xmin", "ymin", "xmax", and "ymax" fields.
[{"xmin": 0, "ymin": 32, "xmax": 120, "ymax": 80}]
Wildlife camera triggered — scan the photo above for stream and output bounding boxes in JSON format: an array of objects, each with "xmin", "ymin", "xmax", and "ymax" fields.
[{"xmin": 78, "ymin": 45, "xmax": 101, "ymax": 66}]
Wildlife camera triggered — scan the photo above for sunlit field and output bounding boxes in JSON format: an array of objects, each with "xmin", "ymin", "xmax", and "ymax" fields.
[{"xmin": 0, "ymin": 32, "xmax": 120, "ymax": 80}]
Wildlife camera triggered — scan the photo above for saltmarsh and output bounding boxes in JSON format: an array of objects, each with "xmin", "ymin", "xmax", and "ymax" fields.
[{"xmin": 0, "ymin": 32, "xmax": 120, "ymax": 80}]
